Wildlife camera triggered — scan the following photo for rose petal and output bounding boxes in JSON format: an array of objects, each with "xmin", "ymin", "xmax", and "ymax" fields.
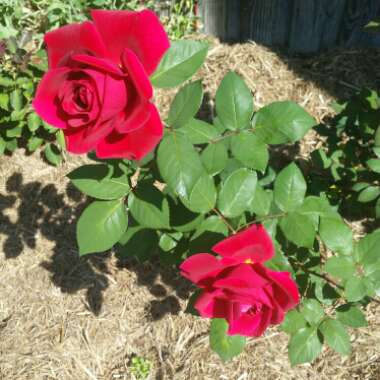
[
  {"xmin": 194, "ymin": 289, "xmax": 224, "ymax": 318},
  {"xmin": 121, "ymin": 48, "xmax": 153, "ymax": 99},
  {"xmin": 32, "ymin": 67, "xmax": 70, "ymax": 129},
  {"xmin": 72, "ymin": 54, "xmax": 125, "ymax": 77},
  {"xmin": 115, "ymin": 98, "xmax": 151, "ymax": 134},
  {"xmin": 45, "ymin": 21, "xmax": 107, "ymax": 68},
  {"xmin": 267, "ymin": 271, "xmax": 300, "ymax": 311},
  {"xmin": 212, "ymin": 224, "xmax": 274, "ymax": 264},
  {"xmin": 98, "ymin": 73, "xmax": 127, "ymax": 122},
  {"xmin": 269, "ymin": 302, "xmax": 285, "ymax": 324},
  {"xmin": 179, "ymin": 253, "xmax": 223, "ymax": 285},
  {"xmin": 64, "ymin": 126, "xmax": 96, "ymax": 154},
  {"xmin": 217, "ymin": 264, "xmax": 269, "ymax": 288},
  {"xmin": 227, "ymin": 313, "xmax": 262, "ymax": 337},
  {"xmin": 91, "ymin": 9, "xmax": 170, "ymax": 74},
  {"xmin": 253, "ymin": 307, "xmax": 273, "ymax": 337},
  {"xmin": 95, "ymin": 104, "xmax": 163, "ymax": 160},
  {"xmin": 114, "ymin": 80, "xmax": 151, "ymax": 134}
]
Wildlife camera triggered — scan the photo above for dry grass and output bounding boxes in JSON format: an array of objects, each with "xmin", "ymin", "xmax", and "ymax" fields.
[{"xmin": 1, "ymin": 40, "xmax": 380, "ymax": 380}]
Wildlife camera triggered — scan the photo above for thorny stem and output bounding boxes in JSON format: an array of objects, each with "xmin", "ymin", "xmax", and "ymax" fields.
[
  {"xmin": 293, "ymin": 259, "xmax": 380, "ymax": 305},
  {"xmin": 236, "ymin": 213, "xmax": 287, "ymax": 232},
  {"xmin": 209, "ymin": 127, "xmax": 257, "ymax": 144},
  {"xmin": 212, "ymin": 208, "xmax": 237, "ymax": 234}
]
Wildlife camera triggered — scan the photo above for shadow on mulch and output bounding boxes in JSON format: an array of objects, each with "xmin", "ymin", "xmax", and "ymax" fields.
[{"xmin": 0, "ymin": 172, "xmax": 192, "ymax": 319}]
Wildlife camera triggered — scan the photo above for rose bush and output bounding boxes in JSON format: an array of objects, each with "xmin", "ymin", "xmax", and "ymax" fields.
[
  {"xmin": 180, "ymin": 224, "xmax": 299, "ymax": 337},
  {"xmin": 33, "ymin": 10, "xmax": 169, "ymax": 159},
  {"xmin": 30, "ymin": 8, "xmax": 380, "ymax": 366}
]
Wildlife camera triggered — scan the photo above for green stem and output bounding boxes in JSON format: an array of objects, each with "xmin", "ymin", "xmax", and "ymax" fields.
[
  {"xmin": 210, "ymin": 127, "xmax": 257, "ymax": 144},
  {"xmin": 237, "ymin": 213, "xmax": 287, "ymax": 232},
  {"xmin": 212, "ymin": 208, "xmax": 237, "ymax": 234}
]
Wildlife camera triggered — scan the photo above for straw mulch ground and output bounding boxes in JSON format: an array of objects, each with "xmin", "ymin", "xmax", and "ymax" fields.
[{"xmin": 1, "ymin": 40, "xmax": 380, "ymax": 380}]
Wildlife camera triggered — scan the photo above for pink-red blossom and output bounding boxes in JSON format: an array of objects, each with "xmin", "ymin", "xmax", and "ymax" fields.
[
  {"xmin": 33, "ymin": 10, "xmax": 169, "ymax": 159},
  {"xmin": 180, "ymin": 224, "xmax": 299, "ymax": 337}
]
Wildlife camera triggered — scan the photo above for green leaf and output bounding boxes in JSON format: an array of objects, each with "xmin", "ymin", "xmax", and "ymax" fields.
[
  {"xmin": 56, "ymin": 129, "xmax": 66, "ymax": 150},
  {"xmin": 220, "ymin": 159, "xmax": 246, "ymax": 183},
  {"xmin": 5, "ymin": 139, "xmax": 17, "ymax": 152},
  {"xmin": 301, "ymin": 299, "xmax": 324, "ymax": 325},
  {"xmin": 77, "ymin": 200, "xmax": 128, "ymax": 255},
  {"xmin": 358, "ymin": 186, "xmax": 380, "ymax": 203},
  {"xmin": 215, "ymin": 71, "xmax": 253, "ymax": 130},
  {"xmin": 376, "ymin": 198, "xmax": 380, "ymax": 219},
  {"xmin": 68, "ymin": 164, "xmax": 130, "ymax": 200},
  {"xmin": 254, "ymin": 101, "xmax": 316, "ymax": 144},
  {"xmin": 159, "ymin": 232, "xmax": 182, "ymax": 252},
  {"xmin": 319, "ymin": 215, "xmax": 353, "ymax": 255},
  {"xmin": 0, "ymin": 93, "xmax": 9, "ymax": 110},
  {"xmin": 265, "ymin": 242, "xmax": 293, "ymax": 273},
  {"xmin": 6, "ymin": 125, "xmax": 23, "ymax": 138},
  {"xmin": 274, "ymin": 163, "xmax": 306, "ymax": 212},
  {"xmin": 231, "ymin": 131, "xmax": 269, "ymax": 172},
  {"xmin": 214, "ymin": 116, "xmax": 227, "ymax": 134},
  {"xmin": 169, "ymin": 198, "xmax": 204, "ymax": 232},
  {"xmin": 0, "ymin": 137, "xmax": 6, "ymax": 156},
  {"xmin": 336, "ymin": 304, "xmax": 367, "ymax": 328},
  {"xmin": 210, "ymin": 319, "xmax": 246, "ymax": 362},
  {"xmin": 313, "ymin": 276, "xmax": 340, "ymax": 305},
  {"xmin": 179, "ymin": 118, "xmax": 218, "ymax": 144},
  {"xmin": 249, "ymin": 185, "xmax": 272, "ymax": 216},
  {"xmin": 168, "ymin": 80, "xmax": 203, "ymax": 128},
  {"xmin": 117, "ymin": 227, "xmax": 158, "ymax": 262},
  {"xmin": 157, "ymin": 133, "xmax": 204, "ymax": 198},
  {"xmin": 44, "ymin": 143, "xmax": 62, "ymax": 166},
  {"xmin": 373, "ymin": 147, "xmax": 380, "ymax": 158},
  {"xmin": 345, "ymin": 277, "xmax": 367, "ymax": 302},
  {"xmin": 280, "ymin": 211, "xmax": 316, "ymax": 248},
  {"xmin": 281, "ymin": 310, "xmax": 307, "ymax": 335},
  {"xmin": 375, "ymin": 125, "xmax": 380, "ymax": 147},
  {"xmin": 201, "ymin": 142, "xmax": 228, "ymax": 176},
  {"xmin": 288, "ymin": 327, "xmax": 323, "ymax": 366},
  {"xmin": 0, "ymin": 77, "xmax": 14, "ymax": 87},
  {"xmin": 128, "ymin": 183, "xmax": 170, "ymax": 229},
  {"xmin": 10, "ymin": 89, "xmax": 23, "ymax": 111},
  {"xmin": 217, "ymin": 168, "xmax": 257, "ymax": 218},
  {"xmin": 324, "ymin": 257, "xmax": 356, "ymax": 280},
  {"xmin": 192, "ymin": 215, "xmax": 229, "ymax": 240},
  {"xmin": 27, "ymin": 112, "xmax": 41, "ymax": 132},
  {"xmin": 151, "ymin": 40, "xmax": 208, "ymax": 88},
  {"xmin": 352, "ymin": 182, "xmax": 370, "ymax": 192},
  {"xmin": 27, "ymin": 136, "xmax": 43, "ymax": 152},
  {"xmin": 367, "ymin": 159, "xmax": 380, "ymax": 173},
  {"xmin": 355, "ymin": 229, "xmax": 380, "ymax": 267},
  {"xmin": 319, "ymin": 318, "xmax": 351, "ymax": 356},
  {"xmin": 180, "ymin": 174, "xmax": 216, "ymax": 213}
]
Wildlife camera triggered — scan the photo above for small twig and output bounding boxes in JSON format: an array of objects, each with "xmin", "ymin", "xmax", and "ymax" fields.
[
  {"xmin": 236, "ymin": 213, "xmax": 286, "ymax": 232},
  {"xmin": 293, "ymin": 260, "xmax": 380, "ymax": 305},
  {"xmin": 212, "ymin": 208, "xmax": 237, "ymax": 234}
]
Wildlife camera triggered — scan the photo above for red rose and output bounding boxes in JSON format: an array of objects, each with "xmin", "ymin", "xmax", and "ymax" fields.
[
  {"xmin": 180, "ymin": 225, "xmax": 299, "ymax": 337},
  {"xmin": 33, "ymin": 10, "xmax": 169, "ymax": 160}
]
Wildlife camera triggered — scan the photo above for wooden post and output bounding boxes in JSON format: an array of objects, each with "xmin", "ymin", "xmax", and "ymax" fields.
[
  {"xmin": 200, "ymin": 0, "xmax": 380, "ymax": 53},
  {"xmin": 199, "ymin": 0, "xmax": 241, "ymax": 41}
]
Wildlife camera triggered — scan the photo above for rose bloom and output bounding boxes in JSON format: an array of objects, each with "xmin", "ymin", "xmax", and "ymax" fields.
[
  {"xmin": 180, "ymin": 225, "xmax": 299, "ymax": 337},
  {"xmin": 33, "ymin": 10, "xmax": 169, "ymax": 159}
]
